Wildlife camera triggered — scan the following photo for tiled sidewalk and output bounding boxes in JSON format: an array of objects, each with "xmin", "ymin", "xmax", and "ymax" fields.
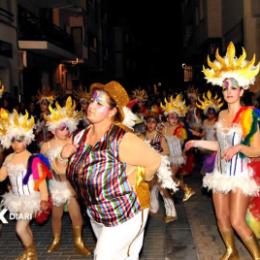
[{"xmin": 0, "ymin": 198, "xmax": 197, "ymax": 259}]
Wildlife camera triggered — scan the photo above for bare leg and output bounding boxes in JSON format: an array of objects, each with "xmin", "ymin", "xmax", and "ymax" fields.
[
  {"xmin": 51, "ymin": 205, "xmax": 64, "ymax": 236},
  {"xmin": 212, "ymin": 192, "xmax": 239, "ymax": 259},
  {"xmin": 230, "ymin": 189, "xmax": 251, "ymax": 238},
  {"xmin": 16, "ymin": 220, "xmax": 37, "ymax": 259},
  {"xmin": 47, "ymin": 205, "xmax": 64, "ymax": 253},
  {"xmin": 68, "ymin": 197, "xmax": 83, "ymax": 226},
  {"xmin": 230, "ymin": 189, "xmax": 260, "ymax": 259},
  {"xmin": 212, "ymin": 192, "xmax": 231, "ymax": 230},
  {"xmin": 16, "ymin": 220, "xmax": 33, "ymax": 247}
]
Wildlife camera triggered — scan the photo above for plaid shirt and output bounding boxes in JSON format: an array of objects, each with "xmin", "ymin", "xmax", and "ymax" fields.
[{"xmin": 67, "ymin": 125, "xmax": 141, "ymax": 226}]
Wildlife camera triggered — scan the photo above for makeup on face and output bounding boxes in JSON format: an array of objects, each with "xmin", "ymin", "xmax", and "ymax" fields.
[
  {"xmin": 90, "ymin": 90, "xmax": 110, "ymax": 107},
  {"xmin": 168, "ymin": 113, "xmax": 179, "ymax": 120},
  {"xmin": 58, "ymin": 123, "xmax": 69, "ymax": 131},
  {"xmin": 207, "ymin": 108, "xmax": 216, "ymax": 114},
  {"xmin": 222, "ymin": 78, "xmax": 239, "ymax": 92},
  {"xmin": 11, "ymin": 135, "xmax": 26, "ymax": 143}
]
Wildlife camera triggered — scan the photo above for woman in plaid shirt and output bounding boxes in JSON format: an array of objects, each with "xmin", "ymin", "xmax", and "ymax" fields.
[{"xmin": 59, "ymin": 81, "xmax": 162, "ymax": 260}]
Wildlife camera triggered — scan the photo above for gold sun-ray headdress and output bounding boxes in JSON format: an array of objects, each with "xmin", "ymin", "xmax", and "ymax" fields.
[
  {"xmin": 44, "ymin": 96, "xmax": 80, "ymax": 132},
  {"xmin": 73, "ymin": 86, "xmax": 91, "ymax": 103},
  {"xmin": 160, "ymin": 94, "xmax": 188, "ymax": 117},
  {"xmin": 132, "ymin": 89, "xmax": 148, "ymax": 102},
  {"xmin": 0, "ymin": 108, "xmax": 35, "ymax": 149},
  {"xmin": 36, "ymin": 88, "xmax": 57, "ymax": 104},
  {"xmin": 196, "ymin": 90, "xmax": 223, "ymax": 114},
  {"xmin": 202, "ymin": 41, "xmax": 260, "ymax": 89}
]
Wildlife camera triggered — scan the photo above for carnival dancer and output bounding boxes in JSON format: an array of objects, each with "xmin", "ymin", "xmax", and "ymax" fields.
[
  {"xmin": 40, "ymin": 96, "xmax": 92, "ymax": 256},
  {"xmin": 161, "ymin": 94, "xmax": 196, "ymax": 202},
  {"xmin": 74, "ymin": 86, "xmax": 91, "ymax": 130},
  {"xmin": 34, "ymin": 88, "xmax": 57, "ymax": 148},
  {"xmin": 196, "ymin": 90, "xmax": 223, "ymax": 175},
  {"xmin": 56, "ymin": 81, "xmax": 177, "ymax": 260},
  {"xmin": 130, "ymin": 88, "xmax": 149, "ymax": 134},
  {"xmin": 0, "ymin": 108, "xmax": 51, "ymax": 260},
  {"xmin": 186, "ymin": 86, "xmax": 203, "ymax": 134},
  {"xmin": 185, "ymin": 42, "xmax": 260, "ymax": 259},
  {"xmin": 141, "ymin": 111, "xmax": 177, "ymax": 223}
]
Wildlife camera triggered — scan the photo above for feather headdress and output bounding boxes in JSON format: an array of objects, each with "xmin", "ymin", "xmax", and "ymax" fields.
[
  {"xmin": 36, "ymin": 88, "xmax": 57, "ymax": 104},
  {"xmin": 160, "ymin": 94, "xmax": 188, "ymax": 117},
  {"xmin": 73, "ymin": 87, "xmax": 91, "ymax": 103},
  {"xmin": 132, "ymin": 89, "xmax": 148, "ymax": 102},
  {"xmin": 202, "ymin": 41, "xmax": 260, "ymax": 88},
  {"xmin": 196, "ymin": 90, "xmax": 223, "ymax": 114},
  {"xmin": 0, "ymin": 108, "xmax": 35, "ymax": 148},
  {"xmin": 44, "ymin": 96, "xmax": 80, "ymax": 132}
]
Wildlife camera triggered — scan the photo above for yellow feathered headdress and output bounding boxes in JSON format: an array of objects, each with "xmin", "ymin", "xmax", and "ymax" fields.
[
  {"xmin": 160, "ymin": 94, "xmax": 188, "ymax": 117},
  {"xmin": 196, "ymin": 90, "xmax": 223, "ymax": 114},
  {"xmin": 44, "ymin": 96, "xmax": 80, "ymax": 132},
  {"xmin": 132, "ymin": 89, "xmax": 148, "ymax": 102},
  {"xmin": 36, "ymin": 88, "xmax": 57, "ymax": 104},
  {"xmin": 73, "ymin": 86, "xmax": 91, "ymax": 103},
  {"xmin": 202, "ymin": 41, "xmax": 260, "ymax": 89},
  {"xmin": 0, "ymin": 108, "xmax": 35, "ymax": 149}
]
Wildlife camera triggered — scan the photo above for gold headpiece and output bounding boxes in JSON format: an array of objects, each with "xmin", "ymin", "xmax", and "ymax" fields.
[
  {"xmin": 202, "ymin": 41, "xmax": 260, "ymax": 89},
  {"xmin": 145, "ymin": 104, "xmax": 161, "ymax": 119},
  {"xmin": 45, "ymin": 96, "xmax": 80, "ymax": 132},
  {"xmin": 74, "ymin": 86, "xmax": 91, "ymax": 102},
  {"xmin": 196, "ymin": 90, "xmax": 223, "ymax": 114},
  {"xmin": 0, "ymin": 109, "xmax": 35, "ymax": 148},
  {"xmin": 132, "ymin": 89, "xmax": 148, "ymax": 102},
  {"xmin": 160, "ymin": 94, "xmax": 188, "ymax": 117},
  {"xmin": 0, "ymin": 81, "xmax": 4, "ymax": 98},
  {"xmin": 36, "ymin": 88, "xmax": 57, "ymax": 104}
]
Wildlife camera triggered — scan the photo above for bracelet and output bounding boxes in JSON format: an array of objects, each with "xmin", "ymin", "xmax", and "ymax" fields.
[{"xmin": 57, "ymin": 152, "xmax": 69, "ymax": 163}]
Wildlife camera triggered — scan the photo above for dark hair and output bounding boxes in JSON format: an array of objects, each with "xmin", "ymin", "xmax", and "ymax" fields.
[
  {"xmin": 145, "ymin": 114, "xmax": 159, "ymax": 122},
  {"xmin": 106, "ymin": 93, "xmax": 121, "ymax": 122}
]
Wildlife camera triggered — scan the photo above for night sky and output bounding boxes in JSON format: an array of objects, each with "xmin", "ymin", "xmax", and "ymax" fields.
[{"xmin": 110, "ymin": 0, "xmax": 184, "ymax": 86}]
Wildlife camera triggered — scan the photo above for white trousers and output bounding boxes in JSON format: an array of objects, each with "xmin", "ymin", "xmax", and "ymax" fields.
[
  {"xmin": 150, "ymin": 184, "xmax": 177, "ymax": 217},
  {"xmin": 91, "ymin": 208, "xmax": 149, "ymax": 260}
]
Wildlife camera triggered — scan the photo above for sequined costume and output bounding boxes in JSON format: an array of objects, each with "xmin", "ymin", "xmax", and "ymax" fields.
[
  {"xmin": 203, "ymin": 122, "xmax": 259, "ymax": 196},
  {"xmin": 2, "ymin": 159, "xmax": 41, "ymax": 219}
]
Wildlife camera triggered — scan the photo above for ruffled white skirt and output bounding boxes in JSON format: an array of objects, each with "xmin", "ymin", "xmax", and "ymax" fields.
[
  {"xmin": 2, "ymin": 192, "xmax": 40, "ymax": 219},
  {"xmin": 203, "ymin": 169, "xmax": 259, "ymax": 196},
  {"xmin": 49, "ymin": 179, "xmax": 73, "ymax": 206}
]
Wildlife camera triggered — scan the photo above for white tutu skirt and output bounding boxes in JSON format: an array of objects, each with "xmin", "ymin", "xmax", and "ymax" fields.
[
  {"xmin": 2, "ymin": 192, "xmax": 40, "ymax": 219},
  {"xmin": 49, "ymin": 179, "xmax": 73, "ymax": 206},
  {"xmin": 203, "ymin": 170, "xmax": 259, "ymax": 196}
]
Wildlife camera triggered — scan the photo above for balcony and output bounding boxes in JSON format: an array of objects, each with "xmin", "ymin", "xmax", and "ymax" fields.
[
  {"xmin": 0, "ymin": 7, "xmax": 14, "ymax": 26},
  {"xmin": 18, "ymin": 6, "xmax": 74, "ymax": 55}
]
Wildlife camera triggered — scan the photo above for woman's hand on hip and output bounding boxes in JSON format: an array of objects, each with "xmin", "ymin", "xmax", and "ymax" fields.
[{"xmin": 222, "ymin": 144, "xmax": 241, "ymax": 161}]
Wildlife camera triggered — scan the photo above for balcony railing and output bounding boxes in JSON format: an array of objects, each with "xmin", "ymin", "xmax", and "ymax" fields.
[
  {"xmin": 0, "ymin": 7, "xmax": 14, "ymax": 25},
  {"xmin": 18, "ymin": 7, "xmax": 74, "ymax": 53}
]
